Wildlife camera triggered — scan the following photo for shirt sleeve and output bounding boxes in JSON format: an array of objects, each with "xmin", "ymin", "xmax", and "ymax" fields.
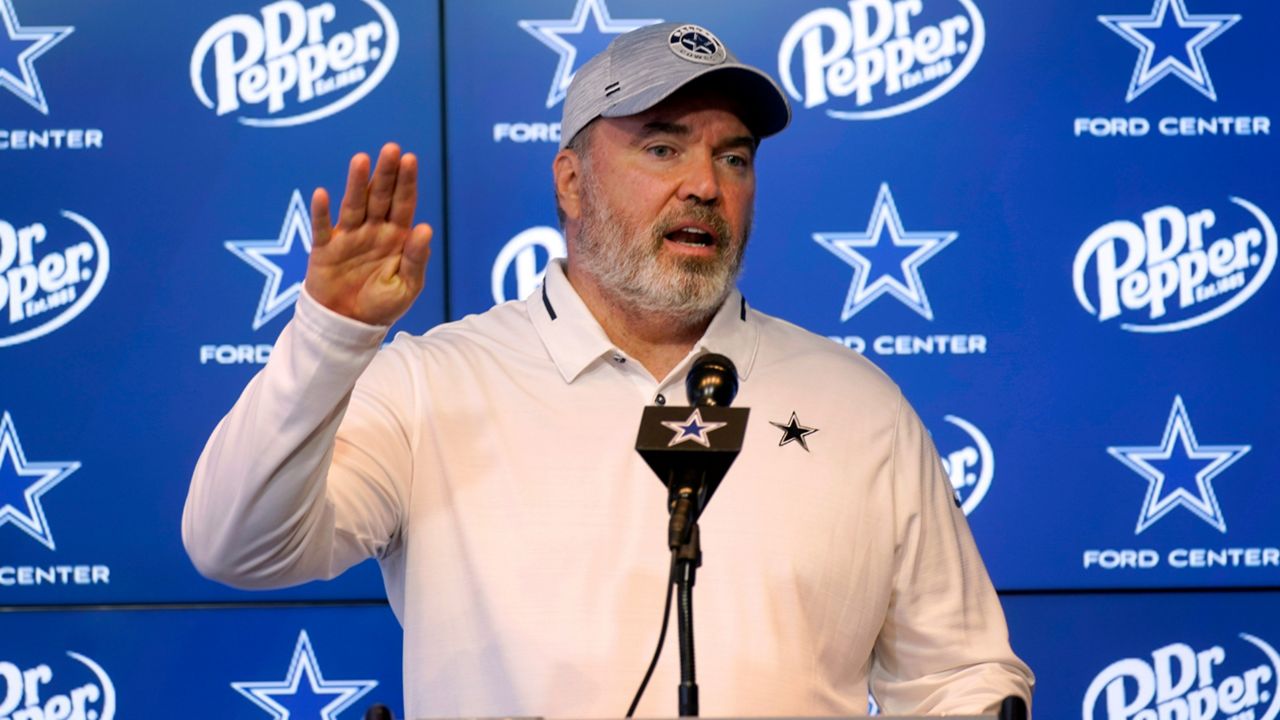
[
  {"xmin": 869, "ymin": 395, "xmax": 1035, "ymax": 716},
  {"xmin": 181, "ymin": 289, "xmax": 413, "ymax": 589}
]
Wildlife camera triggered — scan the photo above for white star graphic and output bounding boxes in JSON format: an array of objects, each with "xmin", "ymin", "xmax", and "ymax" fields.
[
  {"xmin": 1108, "ymin": 395, "xmax": 1250, "ymax": 534},
  {"xmin": 518, "ymin": 0, "xmax": 661, "ymax": 109},
  {"xmin": 661, "ymin": 408, "xmax": 728, "ymax": 448},
  {"xmin": 1099, "ymin": 0, "xmax": 1240, "ymax": 102},
  {"xmin": 232, "ymin": 630, "xmax": 377, "ymax": 720},
  {"xmin": 0, "ymin": 411, "xmax": 79, "ymax": 550},
  {"xmin": 0, "ymin": 0, "xmax": 73, "ymax": 114},
  {"xmin": 225, "ymin": 190, "xmax": 313, "ymax": 331},
  {"xmin": 813, "ymin": 183, "xmax": 957, "ymax": 321}
]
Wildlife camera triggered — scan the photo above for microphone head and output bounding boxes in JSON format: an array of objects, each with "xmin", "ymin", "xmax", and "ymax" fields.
[{"xmin": 686, "ymin": 353, "xmax": 739, "ymax": 407}]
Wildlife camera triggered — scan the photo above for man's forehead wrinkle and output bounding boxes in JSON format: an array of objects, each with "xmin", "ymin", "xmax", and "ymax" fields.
[
  {"xmin": 621, "ymin": 118, "xmax": 756, "ymax": 152},
  {"xmin": 640, "ymin": 120, "xmax": 690, "ymax": 138}
]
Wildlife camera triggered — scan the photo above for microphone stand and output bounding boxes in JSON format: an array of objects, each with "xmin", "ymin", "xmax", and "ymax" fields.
[
  {"xmin": 633, "ymin": 352, "xmax": 746, "ymax": 718},
  {"xmin": 669, "ymin": 489, "xmax": 702, "ymax": 717}
]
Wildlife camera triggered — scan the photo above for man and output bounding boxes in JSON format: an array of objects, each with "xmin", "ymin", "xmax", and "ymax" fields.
[{"xmin": 184, "ymin": 22, "xmax": 1033, "ymax": 718}]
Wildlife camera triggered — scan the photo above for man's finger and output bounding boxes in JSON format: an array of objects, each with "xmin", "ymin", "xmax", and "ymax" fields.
[
  {"xmin": 398, "ymin": 222, "xmax": 433, "ymax": 288},
  {"xmin": 389, "ymin": 153, "xmax": 419, "ymax": 229},
  {"xmin": 366, "ymin": 143, "xmax": 402, "ymax": 222},
  {"xmin": 337, "ymin": 152, "xmax": 371, "ymax": 230},
  {"xmin": 310, "ymin": 188, "xmax": 333, "ymax": 248}
]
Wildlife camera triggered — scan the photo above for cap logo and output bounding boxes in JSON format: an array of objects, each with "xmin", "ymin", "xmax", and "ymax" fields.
[{"xmin": 667, "ymin": 24, "xmax": 726, "ymax": 65}]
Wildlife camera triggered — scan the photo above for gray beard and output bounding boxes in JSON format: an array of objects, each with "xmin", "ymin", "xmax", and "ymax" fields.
[{"xmin": 572, "ymin": 181, "xmax": 750, "ymax": 326}]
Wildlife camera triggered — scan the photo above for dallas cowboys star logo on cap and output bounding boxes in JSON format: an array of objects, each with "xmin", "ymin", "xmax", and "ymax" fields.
[
  {"xmin": 1099, "ymin": 0, "xmax": 1240, "ymax": 102},
  {"xmin": 770, "ymin": 412, "xmax": 818, "ymax": 452},
  {"xmin": 518, "ymin": 0, "xmax": 661, "ymax": 109},
  {"xmin": 225, "ymin": 190, "xmax": 313, "ymax": 331},
  {"xmin": 0, "ymin": 411, "xmax": 79, "ymax": 550},
  {"xmin": 814, "ymin": 183, "xmax": 957, "ymax": 321},
  {"xmin": 232, "ymin": 630, "xmax": 377, "ymax": 720},
  {"xmin": 1108, "ymin": 395, "xmax": 1250, "ymax": 534},
  {"xmin": 662, "ymin": 408, "xmax": 728, "ymax": 448},
  {"xmin": 0, "ymin": 0, "xmax": 72, "ymax": 114},
  {"xmin": 667, "ymin": 25, "xmax": 726, "ymax": 65}
]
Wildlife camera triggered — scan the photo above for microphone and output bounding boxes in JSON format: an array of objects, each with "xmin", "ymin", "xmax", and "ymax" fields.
[
  {"xmin": 631, "ymin": 354, "xmax": 750, "ymax": 718},
  {"xmin": 634, "ymin": 354, "xmax": 749, "ymax": 548},
  {"xmin": 686, "ymin": 353, "xmax": 738, "ymax": 407}
]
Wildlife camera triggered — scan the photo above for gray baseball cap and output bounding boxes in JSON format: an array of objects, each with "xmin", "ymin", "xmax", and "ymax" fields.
[{"xmin": 558, "ymin": 22, "xmax": 791, "ymax": 150}]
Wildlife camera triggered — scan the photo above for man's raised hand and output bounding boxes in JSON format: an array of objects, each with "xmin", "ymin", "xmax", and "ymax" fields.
[{"xmin": 306, "ymin": 142, "xmax": 433, "ymax": 326}]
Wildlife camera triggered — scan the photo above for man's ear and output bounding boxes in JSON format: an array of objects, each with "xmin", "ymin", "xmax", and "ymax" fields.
[{"xmin": 553, "ymin": 148, "xmax": 584, "ymax": 222}]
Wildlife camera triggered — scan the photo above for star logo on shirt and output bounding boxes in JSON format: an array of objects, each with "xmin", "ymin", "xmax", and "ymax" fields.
[
  {"xmin": 0, "ymin": 411, "xmax": 80, "ymax": 550},
  {"xmin": 225, "ymin": 190, "xmax": 313, "ymax": 331},
  {"xmin": 770, "ymin": 412, "xmax": 818, "ymax": 452},
  {"xmin": 1108, "ymin": 396, "xmax": 1250, "ymax": 534},
  {"xmin": 0, "ymin": 0, "xmax": 73, "ymax": 114},
  {"xmin": 518, "ymin": 0, "xmax": 661, "ymax": 109},
  {"xmin": 662, "ymin": 408, "xmax": 728, "ymax": 448},
  {"xmin": 1099, "ymin": 0, "xmax": 1240, "ymax": 102},
  {"xmin": 232, "ymin": 630, "xmax": 377, "ymax": 720},
  {"xmin": 813, "ymin": 183, "xmax": 957, "ymax": 321}
]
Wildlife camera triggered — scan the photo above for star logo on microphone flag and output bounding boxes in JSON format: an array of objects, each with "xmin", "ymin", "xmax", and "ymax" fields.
[
  {"xmin": 0, "ymin": 411, "xmax": 80, "ymax": 550},
  {"xmin": 770, "ymin": 412, "xmax": 818, "ymax": 452},
  {"xmin": 518, "ymin": 0, "xmax": 661, "ymax": 108},
  {"xmin": 662, "ymin": 408, "xmax": 727, "ymax": 448},
  {"xmin": 1108, "ymin": 395, "xmax": 1250, "ymax": 534},
  {"xmin": 1099, "ymin": 0, "xmax": 1239, "ymax": 102},
  {"xmin": 231, "ymin": 630, "xmax": 377, "ymax": 720}
]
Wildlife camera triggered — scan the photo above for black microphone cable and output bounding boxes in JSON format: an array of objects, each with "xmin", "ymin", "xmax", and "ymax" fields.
[{"xmin": 625, "ymin": 549, "xmax": 678, "ymax": 718}]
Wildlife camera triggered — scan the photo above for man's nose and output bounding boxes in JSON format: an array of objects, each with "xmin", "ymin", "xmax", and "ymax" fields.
[{"xmin": 677, "ymin": 153, "xmax": 721, "ymax": 206}]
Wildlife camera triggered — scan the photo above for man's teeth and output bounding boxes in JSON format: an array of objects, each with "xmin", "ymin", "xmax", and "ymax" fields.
[{"xmin": 668, "ymin": 227, "xmax": 713, "ymax": 246}]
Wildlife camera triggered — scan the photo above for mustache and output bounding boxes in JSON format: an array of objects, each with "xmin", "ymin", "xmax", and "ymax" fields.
[{"xmin": 652, "ymin": 206, "xmax": 734, "ymax": 247}]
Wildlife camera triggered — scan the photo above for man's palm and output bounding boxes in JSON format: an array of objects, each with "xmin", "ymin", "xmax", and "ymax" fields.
[{"xmin": 306, "ymin": 143, "xmax": 433, "ymax": 326}]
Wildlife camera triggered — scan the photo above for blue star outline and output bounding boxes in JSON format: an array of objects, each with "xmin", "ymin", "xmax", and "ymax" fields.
[
  {"xmin": 231, "ymin": 630, "xmax": 377, "ymax": 720},
  {"xmin": 1108, "ymin": 395, "xmax": 1250, "ymax": 534},
  {"xmin": 813, "ymin": 183, "xmax": 957, "ymax": 321},
  {"xmin": 225, "ymin": 190, "xmax": 314, "ymax": 331},
  {"xmin": 0, "ymin": 0, "xmax": 73, "ymax": 114},
  {"xmin": 0, "ymin": 411, "xmax": 80, "ymax": 550},
  {"xmin": 518, "ymin": 0, "xmax": 661, "ymax": 109},
  {"xmin": 1099, "ymin": 0, "xmax": 1240, "ymax": 102},
  {"xmin": 661, "ymin": 408, "xmax": 728, "ymax": 448}
]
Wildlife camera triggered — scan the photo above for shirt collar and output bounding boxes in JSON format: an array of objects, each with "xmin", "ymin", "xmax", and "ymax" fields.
[{"xmin": 528, "ymin": 259, "xmax": 759, "ymax": 384}]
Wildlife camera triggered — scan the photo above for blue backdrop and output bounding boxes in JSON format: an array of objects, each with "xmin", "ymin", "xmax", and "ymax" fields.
[{"xmin": 1, "ymin": 0, "xmax": 1275, "ymax": 718}]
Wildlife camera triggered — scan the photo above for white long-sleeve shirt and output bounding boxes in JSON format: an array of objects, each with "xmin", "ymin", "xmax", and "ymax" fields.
[{"xmin": 184, "ymin": 260, "xmax": 1032, "ymax": 718}]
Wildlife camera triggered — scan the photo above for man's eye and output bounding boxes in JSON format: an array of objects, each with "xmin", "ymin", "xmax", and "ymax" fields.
[
  {"xmin": 723, "ymin": 154, "xmax": 751, "ymax": 168},
  {"xmin": 647, "ymin": 145, "xmax": 675, "ymax": 158}
]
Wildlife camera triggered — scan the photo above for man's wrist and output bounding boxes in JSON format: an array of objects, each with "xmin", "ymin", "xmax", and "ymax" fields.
[{"xmin": 295, "ymin": 286, "xmax": 391, "ymax": 350}]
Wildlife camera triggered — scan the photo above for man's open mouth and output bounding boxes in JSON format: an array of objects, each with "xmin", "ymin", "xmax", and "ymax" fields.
[{"xmin": 665, "ymin": 225, "xmax": 717, "ymax": 247}]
